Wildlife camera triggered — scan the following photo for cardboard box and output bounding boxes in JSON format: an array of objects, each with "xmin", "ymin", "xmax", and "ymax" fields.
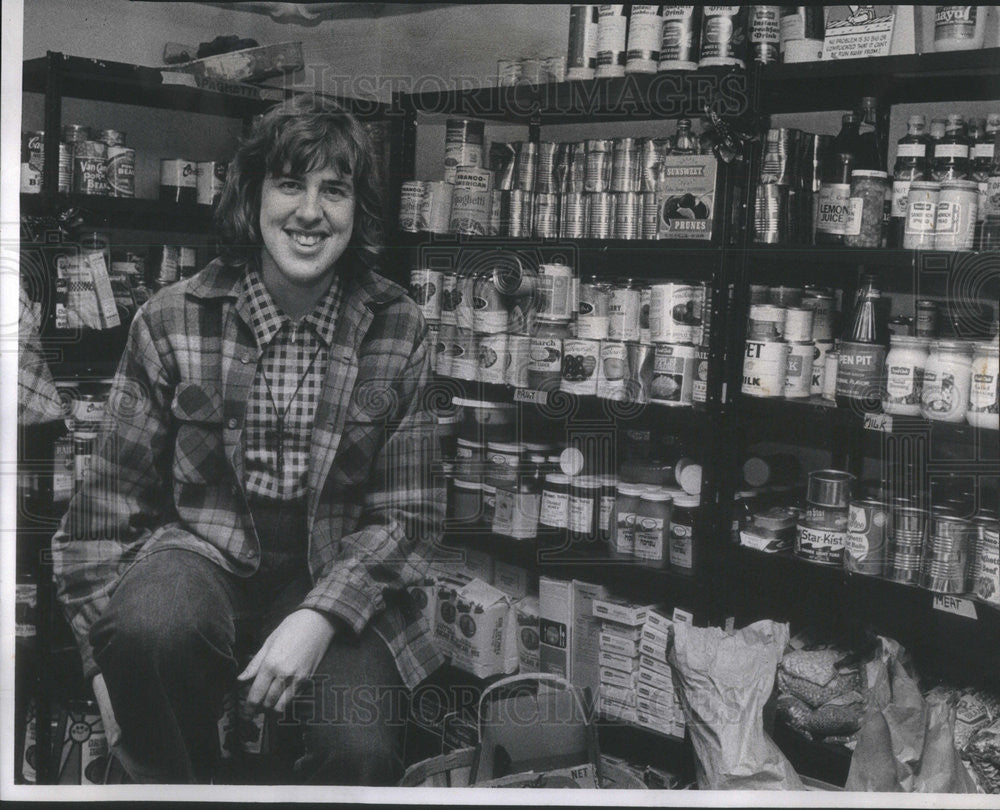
[
  {"xmin": 639, "ymin": 653, "xmax": 671, "ymax": 679},
  {"xmin": 600, "ymin": 666, "xmax": 638, "ymax": 691},
  {"xmin": 635, "ymin": 710, "xmax": 675, "ymax": 736},
  {"xmin": 434, "ymin": 574, "xmax": 471, "ymax": 657},
  {"xmin": 636, "ymin": 681, "xmax": 674, "ymax": 704},
  {"xmin": 600, "ymin": 684, "xmax": 637, "ymax": 707},
  {"xmin": 598, "ymin": 650, "xmax": 639, "ymax": 673},
  {"xmin": 494, "ymin": 561, "xmax": 531, "ymax": 600},
  {"xmin": 644, "ymin": 608, "xmax": 673, "ymax": 636},
  {"xmin": 514, "ymin": 595, "xmax": 540, "ymax": 673},
  {"xmin": 450, "ymin": 578, "xmax": 518, "ymax": 679},
  {"xmin": 460, "ymin": 547, "xmax": 495, "ymax": 585},
  {"xmin": 167, "ymin": 41, "xmax": 304, "ymax": 83},
  {"xmin": 539, "ymin": 577, "xmax": 610, "ymax": 700},
  {"xmin": 672, "ymin": 607, "xmax": 694, "ymax": 625},
  {"xmin": 637, "ymin": 665, "xmax": 673, "ymax": 694},
  {"xmin": 656, "ymin": 155, "xmax": 718, "ymax": 241},
  {"xmin": 599, "ymin": 632, "xmax": 639, "ymax": 658},
  {"xmin": 600, "ymin": 621, "xmax": 643, "ymax": 641},
  {"xmin": 636, "ymin": 693, "xmax": 674, "ymax": 719},
  {"xmin": 407, "ymin": 578, "xmax": 437, "ymax": 635},
  {"xmin": 599, "ymin": 696, "xmax": 638, "ymax": 724},
  {"xmin": 592, "ymin": 598, "xmax": 650, "ymax": 627},
  {"xmin": 638, "ymin": 637, "xmax": 668, "ymax": 659}
]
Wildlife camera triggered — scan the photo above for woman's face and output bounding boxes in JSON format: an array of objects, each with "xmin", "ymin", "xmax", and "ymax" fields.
[{"xmin": 259, "ymin": 164, "xmax": 355, "ymax": 291}]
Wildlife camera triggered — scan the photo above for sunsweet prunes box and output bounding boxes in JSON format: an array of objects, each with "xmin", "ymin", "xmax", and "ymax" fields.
[{"xmin": 657, "ymin": 155, "xmax": 718, "ymax": 241}]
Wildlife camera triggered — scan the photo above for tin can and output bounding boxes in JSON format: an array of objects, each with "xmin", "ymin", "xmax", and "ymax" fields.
[
  {"xmin": 768, "ymin": 285, "xmax": 802, "ymax": 307},
  {"xmin": 587, "ymin": 192, "xmax": 613, "ymax": 238},
  {"xmin": 560, "ymin": 191, "xmax": 587, "ymax": 238},
  {"xmin": 801, "ymin": 290, "xmax": 835, "ymax": 342},
  {"xmin": 649, "ymin": 282, "xmax": 702, "ymax": 344},
  {"xmin": 536, "ymin": 142, "xmax": 560, "ymax": 194},
  {"xmin": 888, "ymin": 315, "xmax": 914, "ymax": 337},
  {"xmin": 516, "ymin": 141, "xmax": 539, "ymax": 192},
  {"xmin": 742, "ymin": 339, "xmax": 789, "ymax": 398},
  {"xmin": 563, "ymin": 142, "xmax": 587, "ymax": 192},
  {"xmin": 157, "ymin": 245, "xmax": 180, "ymax": 284},
  {"xmin": 195, "ymin": 161, "xmax": 226, "ymax": 206},
  {"xmin": 427, "ymin": 323, "xmax": 442, "ymax": 374},
  {"xmin": 452, "ymin": 329, "xmax": 478, "ymax": 381},
  {"xmin": 561, "ymin": 338, "xmax": 601, "ymax": 395},
  {"xmin": 974, "ymin": 519, "xmax": 999, "ymax": 605},
  {"xmin": 699, "ymin": 6, "xmax": 747, "ymax": 68},
  {"xmin": 399, "ymin": 180, "xmax": 425, "ymax": 232},
  {"xmin": 97, "ymin": 129, "xmax": 124, "ymax": 147},
  {"xmin": 58, "ymin": 142, "xmax": 72, "ymax": 193},
  {"xmin": 627, "ymin": 341, "xmax": 655, "ymax": 404},
  {"xmin": 597, "ymin": 340, "xmax": 629, "ymax": 400},
  {"xmin": 56, "ymin": 701, "xmax": 108, "ymax": 785},
  {"xmin": 453, "ymin": 273, "xmax": 476, "ymax": 331},
  {"xmin": 498, "ymin": 189, "xmax": 529, "ymax": 237},
  {"xmin": 754, "ymin": 184, "xmax": 785, "ymax": 244},
  {"xmin": 650, "ymin": 343, "xmax": 695, "ymax": 406},
  {"xmin": 20, "ymin": 131, "xmax": 44, "ymax": 193},
  {"xmin": 639, "ymin": 284, "xmax": 652, "ymax": 343},
  {"xmin": 419, "ymin": 181, "xmax": 454, "ymax": 234},
  {"xmin": 61, "ymin": 124, "xmax": 90, "ymax": 145},
  {"xmin": 444, "ymin": 119, "xmax": 485, "ymax": 184},
  {"xmin": 784, "ymin": 341, "xmax": 814, "ymax": 399},
  {"xmin": 810, "ymin": 341, "xmax": 834, "ymax": 397},
  {"xmin": 625, "ymin": 5, "xmax": 664, "ymax": 74},
  {"xmin": 577, "ymin": 277, "xmax": 610, "ymax": 340},
  {"xmin": 638, "ymin": 138, "xmax": 666, "ymax": 191},
  {"xmin": 436, "ymin": 323, "xmax": 457, "ymax": 377},
  {"xmin": 477, "ymin": 332, "xmax": 508, "ymax": 385},
  {"xmin": 566, "ymin": 4, "xmax": 600, "ymax": 80},
  {"xmin": 796, "ymin": 524, "xmax": 847, "ymax": 566},
  {"xmin": 159, "ymin": 158, "xmax": 197, "ymax": 204},
  {"xmin": 822, "ymin": 349, "xmax": 839, "ymax": 401},
  {"xmin": 73, "ymin": 141, "xmax": 108, "ymax": 196},
  {"xmin": 472, "ymin": 273, "xmax": 508, "ymax": 334},
  {"xmin": 439, "ymin": 272, "xmax": 459, "ymax": 326},
  {"xmin": 410, "ymin": 268, "xmax": 443, "ymax": 322},
  {"xmin": 528, "ymin": 320, "xmax": 570, "ymax": 390},
  {"xmin": 748, "ymin": 304, "xmax": 786, "ymax": 341},
  {"xmin": 692, "ymin": 345, "xmax": 710, "ymax": 405},
  {"xmin": 534, "ymin": 192, "xmax": 560, "ymax": 238},
  {"xmin": 611, "ymin": 138, "xmax": 638, "ymax": 192},
  {"xmin": 934, "ymin": 179, "xmax": 978, "ymax": 251},
  {"xmin": 750, "ymin": 6, "xmax": 781, "ymax": 63},
  {"xmin": 544, "ymin": 55, "xmax": 567, "ymax": 82},
  {"xmin": 915, "ymin": 299, "xmax": 939, "ymax": 337},
  {"xmin": 537, "ymin": 263, "xmax": 575, "ymax": 321},
  {"xmin": 585, "ymin": 139, "xmax": 613, "ymax": 193},
  {"xmin": 641, "ymin": 191, "xmax": 659, "ymax": 239},
  {"xmin": 596, "ymin": 4, "xmax": 628, "ymax": 78},
  {"xmin": 450, "ymin": 167, "xmax": 493, "ymax": 235},
  {"xmin": 487, "ymin": 190, "xmax": 503, "ymax": 235},
  {"xmin": 497, "ymin": 58, "xmax": 521, "ymax": 86},
  {"xmin": 783, "ymin": 307, "xmax": 814, "ymax": 343},
  {"xmin": 519, "ymin": 58, "xmax": 543, "ymax": 85},
  {"xmin": 506, "ymin": 334, "xmax": 532, "ymax": 388},
  {"xmin": 106, "ymin": 146, "xmax": 135, "ymax": 198},
  {"xmin": 903, "ymin": 180, "xmax": 940, "ymax": 250},
  {"xmin": 613, "ymin": 191, "xmax": 639, "ymax": 239},
  {"xmin": 73, "ymin": 430, "xmax": 98, "ymax": 486},
  {"xmin": 845, "ymin": 498, "xmax": 888, "ymax": 576},
  {"xmin": 608, "ymin": 281, "xmax": 641, "ymax": 342},
  {"xmin": 659, "ymin": 5, "xmax": 700, "ymax": 70}
]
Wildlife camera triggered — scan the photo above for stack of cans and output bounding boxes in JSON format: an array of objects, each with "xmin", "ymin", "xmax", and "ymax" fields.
[
  {"xmin": 921, "ymin": 513, "xmax": 971, "ymax": 594},
  {"xmin": 973, "ymin": 513, "xmax": 999, "ymax": 605},
  {"xmin": 753, "ymin": 128, "xmax": 830, "ymax": 246},
  {"xmin": 888, "ymin": 502, "xmax": 928, "ymax": 585}
]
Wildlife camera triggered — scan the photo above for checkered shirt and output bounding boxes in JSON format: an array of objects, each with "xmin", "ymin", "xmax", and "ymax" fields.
[{"xmin": 241, "ymin": 268, "xmax": 341, "ymax": 501}]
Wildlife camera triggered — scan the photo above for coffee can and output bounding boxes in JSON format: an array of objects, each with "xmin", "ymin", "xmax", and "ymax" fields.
[
  {"xmin": 585, "ymin": 139, "xmax": 613, "ymax": 193},
  {"xmin": 783, "ymin": 341, "xmax": 814, "ymax": 399},
  {"xmin": 560, "ymin": 192, "xmax": 588, "ymax": 238},
  {"xmin": 159, "ymin": 158, "xmax": 197, "ymax": 204},
  {"xmin": 399, "ymin": 180, "xmax": 425, "ymax": 232},
  {"xmin": 534, "ymin": 192, "xmax": 560, "ymax": 238},
  {"xmin": 587, "ymin": 192, "xmax": 613, "ymax": 238},
  {"xmin": 444, "ymin": 119, "xmax": 485, "ymax": 184},
  {"xmin": 73, "ymin": 141, "xmax": 108, "ymax": 196},
  {"xmin": 613, "ymin": 192, "xmax": 639, "ymax": 239},
  {"xmin": 410, "ymin": 268, "xmax": 443, "ymax": 322},
  {"xmin": 419, "ymin": 181, "xmax": 454, "ymax": 234}
]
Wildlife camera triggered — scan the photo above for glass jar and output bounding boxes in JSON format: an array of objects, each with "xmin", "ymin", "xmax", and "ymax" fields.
[
  {"xmin": 633, "ymin": 488, "xmax": 673, "ymax": 569},
  {"xmin": 568, "ymin": 475, "xmax": 601, "ymax": 546},
  {"xmin": 922, "ymin": 340, "xmax": 974, "ymax": 422},
  {"xmin": 493, "ymin": 468, "xmax": 542, "ymax": 540},
  {"xmin": 934, "ymin": 179, "xmax": 979, "ymax": 251},
  {"xmin": 528, "ymin": 319, "xmax": 570, "ymax": 391},
  {"xmin": 598, "ymin": 474, "xmax": 618, "ymax": 545},
  {"xmin": 883, "ymin": 335, "xmax": 931, "ymax": 416},
  {"xmin": 844, "ymin": 170, "xmax": 889, "ymax": 248},
  {"xmin": 486, "ymin": 441, "xmax": 521, "ymax": 486},
  {"xmin": 482, "ymin": 483, "xmax": 497, "ymax": 526},
  {"xmin": 610, "ymin": 482, "xmax": 646, "ymax": 560},
  {"xmin": 539, "ymin": 472, "xmax": 571, "ymax": 531},
  {"xmin": 968, "ymin": 341, "xmax": 999, "ymax": 429},
  {"xmin": 668, "ymin": 491, "xmax": 701, "ymax": 575},
  {"xmin": 902, "ymin": 181, "xmax": 940, "ymax": 249},
  {"xmin": 450, "ymin": 479, "xmax": 482, "ymax": 522}
]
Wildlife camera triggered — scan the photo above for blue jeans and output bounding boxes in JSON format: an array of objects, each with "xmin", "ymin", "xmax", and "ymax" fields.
[{"xmin": 89, "ymin": 501, "xmax": 406, "ymax": 785}]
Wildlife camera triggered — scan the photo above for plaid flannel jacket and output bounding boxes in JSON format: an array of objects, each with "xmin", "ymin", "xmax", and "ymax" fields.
[{"xmin": 51, "ymin": 256, "xmax": 446, "ymax": 689}]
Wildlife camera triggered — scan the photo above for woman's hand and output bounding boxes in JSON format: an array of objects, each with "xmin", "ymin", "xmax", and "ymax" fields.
[{"xmin": 238, "ymin": 608, "xmax": 338, "ymax": 714}]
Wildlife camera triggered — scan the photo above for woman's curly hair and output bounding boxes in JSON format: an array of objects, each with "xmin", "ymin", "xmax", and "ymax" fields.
[{"xmin": 215, "ymin": 94, "xmax": 383, "ymax": 266}]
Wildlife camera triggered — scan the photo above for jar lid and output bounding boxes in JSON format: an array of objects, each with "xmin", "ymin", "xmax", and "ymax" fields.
[
  {"xmin": 640, "ymin": 488, "xmax": 674, "ymax": 503},
  {"xmin": 909, "ymin": 181, "xmax": 941, "ymax": 190},
  {"xmin": 545, "ymin": 473, "xmax": 570, "ymax": 485},
  {"xmin": 453, "ymin": 479, "xmax": 482, "ymax": 491},
  {"xmin": 617, "ymin": 482, "xmax": 647, "ymax": 496},
  {"xmin": 889, "ymin": 335, "xmax": 931, "ymax": 346},
  {"xmin": 940, "ymin": 179, "xmax": 978, "ymax": 190},
  {"xmin": 599, "ymin": 475, "xmax": 618, "ymax": 487},
  {"xmin": 932, "ymin": 340, "xmax": 974, "ymax": 353},
  {"xmin": 671, "ymin": 492, "xmax": 701, "ymax": 508},
  {"xmin": 851, "ymin": 170, "xmax": 888, "ymax": 179},
  {"xmin": 560, "ymin": 447, "xmax": 586, "ymax": 476}
]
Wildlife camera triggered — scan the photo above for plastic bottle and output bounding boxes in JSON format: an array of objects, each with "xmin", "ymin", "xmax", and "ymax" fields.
[{"xmin": 890, "ymin": 115, "xmax": 929, "ymax": 248}]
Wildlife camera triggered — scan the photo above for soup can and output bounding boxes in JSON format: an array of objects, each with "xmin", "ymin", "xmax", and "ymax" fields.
[
  {"xmin": 74, "ymin": 141, "xmax": 108, "ymax": 196},
  {"xmin": 399, "ymin": 180, "xmax": 425, "ymax": 232},
  {"xmin": 477, "ymin": 332, "xmax": 509, "ymax": 385},
  {"xmin": 106, "ymin": 146, "xmax": 136, "ymax": 198},
  {"xmin": 537, "ymin": 263, "xmax": 575, "ymax": 321},
  {"xmin": 650, "ymin": 343, "xmax": 695, "ymax": 406},
  {"xmin": 846, "ymin": 498, "xmax": 889, "ymax": 576},
  {"xmin": 577, "ymin": 278, "xmax": 610, "ymax": 340},
  {"xmin": 742, "ymin": 340, "xmax": 789, "ymax": 398},
  {"xmin": 597, "ymin": 340, "xmax": 629, "ymax": 400},
  {"xmin": 409, "ymin": 268, "xmax": 442, "ymax": 322},
  {"xmin": 561, "ymin": 338, "xmax": 600, "ymax": 395}
]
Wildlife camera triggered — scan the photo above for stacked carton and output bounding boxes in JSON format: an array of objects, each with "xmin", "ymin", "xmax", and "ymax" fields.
[
  {"xmin": 634, "ymin": 608, "xmax": 684, "ymax": 737},
  {"xmin": 594, "ymin": 598, "xmax": 648, "ymax": 724}
]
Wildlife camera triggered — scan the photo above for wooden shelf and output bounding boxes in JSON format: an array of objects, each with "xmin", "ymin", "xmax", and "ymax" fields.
[{"xmin": 21, "ymin": 192, "xmax": 216, "ymax": 233}]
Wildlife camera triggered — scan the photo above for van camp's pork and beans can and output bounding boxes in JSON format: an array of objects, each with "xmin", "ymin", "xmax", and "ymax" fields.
[{"xmin": 73, "ymin": 141, "xmax": 108, "ymax": 196}]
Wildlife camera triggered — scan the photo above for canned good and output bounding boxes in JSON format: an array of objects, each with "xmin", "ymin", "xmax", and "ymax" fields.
[
  {"xmin": 444, "ymin": 119, "xmax": 485, "ymax": 184},
  {"xmin": 846, "ymin": 498, "xmax": 888, "ymax": 576},
  {"xmin": 439, "ymin": 272, "xmax": 459, "ymax": 326},
  {"xmin": 472, "ymin": 272, "xmax": 508, "ymax": 334},
  {"xmin": 627, "ymin": 341, "xmax": 655, "ymax": 403},
  {"xmin": 641, "ymin": 191, "xmax": 659, "ymax": 239},
  {"xmin": 974, "ymin": 519, "xmax": 999, "ymax": 605},
  {"xmin": 506, "ymin": 334, "xmax": 531, "ymax": 388},
  {"xmin": 748, "ymin": 304, "xmax": 786, "ymax": 341},
  {"xmin": 537, "ymin": 263, "xmax": 575, "ymax": 321},
  {"xmin": 561, "ymin": 338, "xmax": 600, "ymax": 395},
  {"xmin": 613, "ymin": 191, "xmax": 639, "ymax": 239},
  {"xmin": 516, "ymin": 141, "xmax": 538, "ymax": 192},
  {"xmin": 410, "ymin": 268, "xmax": 442, "ymax": 322},
  {"xmin": 20, "ymin": 131, "xmax": 44, "ymax": 194},
  {"xmin": 649, "ymin": 282, "xmax": 702, "ymax": 344},
  {"xmin": 611, "ymin": 138, "xmax": 638, "ymax": 192},
  {"xmin": 58, "ymin": 142, "xmax": 72, "ymax": 193},
  {"xmin": 73, "ymin": 431, "xmax": 98, "ymax": 486},
  {"xmin": 902, "ymin": 180, "xmax": 940, "ymax": 250},
  {"xmin": 98, "ymin": 129, "xmax": 124, "ymax": 147},
  {"xmin": 159, "ymin": 158, "xmax": 197, "ymax": 204},
  {"xmin": 534, "ymin": 192, "xmax": 560, "ymax": 238},
  {"xmin": 783, "ymin": 307, "xmax": 815, "ymax": 343},
  {"xmin": 399, "ymin": 180, "xmax": 425, "ymax": 232},
  {"xmin": 597, "ymin": 340, "xmax": 629, "ymax": 400},
  {"xmin": 915, "ymin": 299, "xmax": 939, "ymax": 338},
  {"xmin": 822, "ymin": 349, "xmax": 839, "ymax": 401},
  {"xmin": 639, "ymin": 284, "xmax": 652, "ymax": 344},
  {"xmin": 650, "ymin": 343, "xmax": 695, "ymax": 406},
  {"xmin": 808, "ymin": 469, "xmax": 854, "ymax": 511},
  {"xmin": 73, "ymin": 141, "xmax": 108, "ymax": 196},
  {"xmin": 768, "ymin": 285, "xmax": 802, "ymax": 307},
  {"xmin": 505, "ymin": 190, "xmax": 534, "ymax": 237},
  {"xmin": 796, "ymin": 524, "xmax": 846, "ymax": 566},
  {"xmin": 528, "ymin": 319, "xmax": 570, "ymax": 390},
  {"xmin": 934, "ymin": 179, "xmax": 978, "ymax": 251},
  {"xmin": 585, "ymin": 139, "xmax": 613, "ymax": 192},
  {"xmin": 784, "ymin": 341, "xmax": 814, "ymax": 399},
  {"xmin": 61, "ymin": 124, "xmax": 90, "ymax": 145},
  {"xmin": 692, "ymin": 345, "xmax": 710, "ymax": 405},
  {"xmin": 811, "ymin": 341, "xmax": 834, "ymax": 397},
  {"xmin": 56, "ymin": 701, "xmax": 109, "ymax": 785},
  {"xmin": 451, "ymin": 329, "xmax": 478, "ymax": 381},
  {"xmin": 450, "ymin": 167, "xmax": 493, "ymax": 235},
  {"xmin": 195, "ymin": 161, "xmax": 226, "ymax": 206},
  {"xmin": 560, "ymin": 191, "xmax": 587, "ymax": 238},
  {"xmin": 106, "ymin": 146, "xmax": 135, "ymax": 198},
  {"xmin": 577, "ymin": 278, "xmax": 610, "ymax": 340},
  {"xmin": 477, "ymin": 333, "xmax": 509, "ymax": 385},
  {"xmin": 157, "ymin": 245, "xmax": 180, "ymax": 284},
  {"xmin": 742, "ymin": 340, "xmax": 789, "ymax": 398},
  {"xmin": 608, "ymin": 282, "xmax": 641, "ymax": 342},
  {"xmin": 586, "ymin": 192, "xmax": 613, "ymax": 238}
]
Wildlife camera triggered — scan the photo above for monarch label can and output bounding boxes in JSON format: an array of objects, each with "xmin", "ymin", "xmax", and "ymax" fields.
[
  {"xmin": 450, "ymin": 167, "xmax": 493, "ymax": 236},
  {"xmin": 477, "ymin": 332, "xmax": 508, "ymax": 385},
  {"xmin": 409, "ymin": 268, "xmax": 442, "ymax": 322},
  {"xmin": 399, "ymin": 180, "xmax": 425, "ymax": 232},
  {"xmin": 650, "ymin": 342, "xmax": 695, "ymax": 406},
  {"xmin": 107, "ymin": 146, "xmax": 136, "ymax": 198},
  {"xmin": 73, "ymin": 141, "xmax": 108, "ymax": 196},
  {"xmin": 742, "ymin": 339, "xmax": 789, "ymax": 398},
  {"xmin": 444, "ymin": 119, "xmax": 484, "ymax": 184},
  {"xmin": 537, "ymin": 263, "xmax": 575, "ymax": 321},
  {"xmin": 21, "ymin": 131, "xmax": 44, "ymax": 193},
  {"xmin": 846, "ymin": 499, "xmax": 888, "ymax": 576},
  {"xmin": 784, "ymin": 341, "xmax": 814, "ymax": 399}
]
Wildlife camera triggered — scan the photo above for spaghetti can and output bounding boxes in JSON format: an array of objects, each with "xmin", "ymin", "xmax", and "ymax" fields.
[
  {"xmin": 608, "ymin": 281, "xmax": 642, "ymax": 342},
  {"xmin": 577, "ymin": 277, "xmax": 611, "ymax": 340},
  {"xmin": 626, "ymin": 5, "xmax": 664, "ymax": 74},
  {"xmin": 613, "ymin": 191, "xmax": 639, "ymax": 239},
  {"xmin": 560, "ymin": 191, "xmax": 588, "ymax": 238},
  {"xmin": 585, "ymin": 139, "xmax": 613, "ymax": 192},
  {"xmin": 398, "ymin": 180, "xmax": 425, "ymax": 232},
  {"xmin": 783, "ymin": 341, "xmax": 814, "ymax": 399},
  {"xmin": 477, "ymin": 332, "xmax": 508, "ymax": 385},
  {"xmin": 650, "ymin": 342, "xmax": 696, "ymax": 406},
  {"xmin": 566, "ymin": 4, "xmax": 600, "ymax": 80},
  {"xmin": 537, "ymin": 263, "xmax": 575, "ymax": 321},
  {"xmin": 450, "ymin": 167, "xmax": 493, "ymax": 236},
  {"xmin": 783, "ymin": 306, "xmax": 815, "ymax": 343},
  {"xmin": 20, "ymin": 131, "xmax": 44, "ymax": 193},
  {"xmin": 587, "ymin": 192, "xmax": 613, "ymax": 238},
  {"xmin": 419, "ymin": 181, "xmax": 454, "ymax": 234},
  {"xmin": 659, "ymin": 6, "xmax": 701, "ymax": 70},
  {"xmin": 107, "ymin": 146, "xmax": 136, "ymax": 198},
  {"xmin": 534, "ymin": 192, "xmax": 560, "ymax": 238},
  {"xmin": 561, "ymin": 338, "xmax": 601, "ymax": 395},
  {"xmin": 742, "ymin": 339, "xmax": 789, "ymax": 398},
  {"xmin": 73, "ymin": 140, "xmax": 108, "ymax": 196},
  {"xmin": 595, "ymin": 4, "xmax": 628, "ymax": 78},
  {"xmin": 409, "ymin": 268, "xmax": 443, "ymax": 322},
  {"xmin": 811, "ymin": 341, "xmax": 834, "ymax": 396},
  {"xmin": 698, "ymin": 6, "xmax": 747, "ymax": 69},
  {"xmin": 158, "ymin": 158, "xmax": 196, "ymax": 203},
  {"xmin": 472, "ymin": 272, "xmax": 509, "ymax": 334},
  {"xmin": 444, "ymin": 119, "xmax": 485, "ymax": 184}
]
